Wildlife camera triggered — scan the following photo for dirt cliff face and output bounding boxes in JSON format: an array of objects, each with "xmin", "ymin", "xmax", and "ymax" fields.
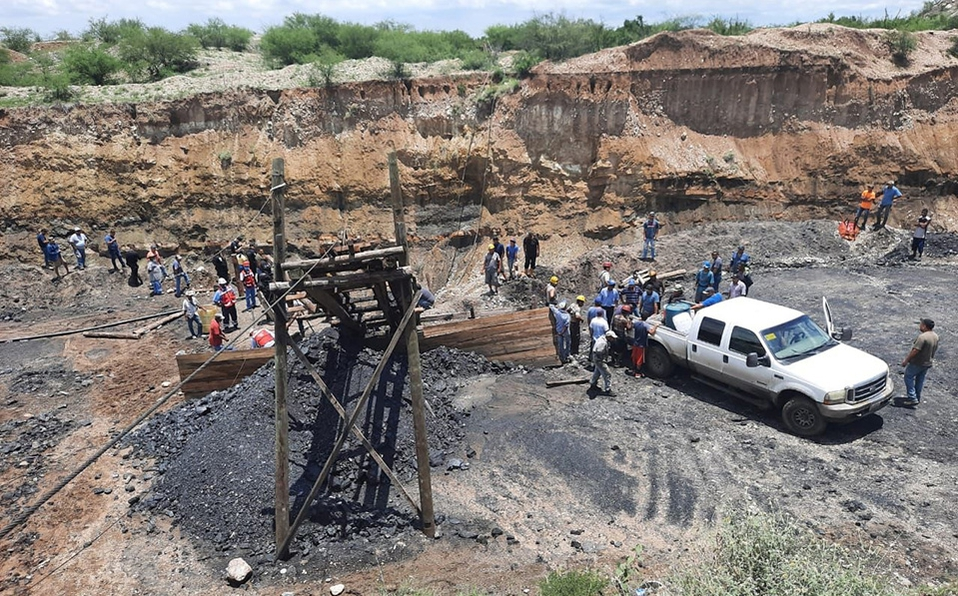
[{"xmin": 2, "ymin": 25, "xmax": 958, "ymax": 285}]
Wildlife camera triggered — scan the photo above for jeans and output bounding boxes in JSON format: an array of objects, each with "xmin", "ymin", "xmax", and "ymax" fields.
[
  {"xmin": 507, "ymin": 257, "xmax": 516, "ymax": 279},
  {"xmin": 712, "ymin": 272, "xmax": 722, "ymax": 292},
  {"xmin": 642, "ymin": 237, "xmax": 656, "ymax": 260},
  {"xmin": 875, "ymin": 204, "xmax": 892, "ymax": 227},
  {"xmin": 109, "ymin": 250, "xmax": 123, "ymax": 270},
  {"xmin": 186, "ymin": 313, "xmax": 201, "ymax": 337},
  {"xmin": 175, "ymin": 272, "xmax": 191, "ymax": 296},
  {"xmin": 557, "ymin": 330, "xmax": 570, "ymax": 362},
  {"xmin": 911, "ymin": 237, "xmax": 926, "ymax": 258},
  {"xmin": 245, "ymin": 286, "xmax": 257, "ymax": 309},
  {"xmin": 904, "ymin": 363, "xmax": 930, "ymax": 401},
  {"xmin": 854, "ymin": 207, "xmax": 870, "ymax": 229},
  {"xmin": 75, "ymin": 247, "xmax": 86, "ymax": 269},
  {"xmin": 590, "ymin": 357, "xmax": 611, "ymax": 391},
  {"xmin": 150, "ymin": 279, "xmax": 162, "ymax": 295}
]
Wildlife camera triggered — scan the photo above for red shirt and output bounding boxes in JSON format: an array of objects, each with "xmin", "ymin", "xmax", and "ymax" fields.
[{"xmin": 209, "ymin": 318, "xmax": 225, "ymax": 348}]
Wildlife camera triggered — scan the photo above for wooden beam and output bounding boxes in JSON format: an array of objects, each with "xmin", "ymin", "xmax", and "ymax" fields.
[
  {"xmin": 277, "ymin": 290, "xmax": 423, "ymax": 560},
  {"xmin": 1, "ymin": 309, "xmax": 181, "ymax": 344},
  {"xmin": 546, "ymin": 377, "xmax": 592, "ymax": 388},
  {"xmin": 132, "ymin": 311, "xmax": 183, "ymax": 337},
  {"xmin": 270, "ymin": 268, "xmax": 413, "ymax": 293},
  {"xmin": 404, "ymin": 301, "xmax": 435, "ymax": 538},
  {"xmin": 388, "ymin": 152, "xmax": 409, "ymax": 268},
  {"xmin": 304, "ymin": 289, "xmax": 365, "ymax": 335},
  {"xmin": 281, "ymin": 246, "xmax": 405, "ymax": 271},
  {"xmin": 271, "ymin": 157, "xmax": 291, "ymax": 554},
  {"xmin": 82, "ymin": 331, "xmax": 141, "ymax": 340}
]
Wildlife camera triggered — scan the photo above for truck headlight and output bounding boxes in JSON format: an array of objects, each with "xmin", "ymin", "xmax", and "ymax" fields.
[{"xmin": 824, "ymin": 388, "xmax": 849, "ymax": 405}]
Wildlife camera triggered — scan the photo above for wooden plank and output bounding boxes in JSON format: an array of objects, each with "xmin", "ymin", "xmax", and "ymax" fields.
[
  {"xmin": 305, "ymin": 289, "xmax": 364, "ymax": 334},
  {"xmin": 270, "ymin": 268, "xmax": 413, "ymax": 293},
  {"xmin": 281, "ymin": 246, "xmax": 405, "ymax": 271},
  {"xmin": 132, "ymin": 312, "xmax": 183, "ymax": 337},
  {"xmin": 546, "ymin": 377, "xmax": 591, "ymax": 388},
  {"xmin": 82, "ymin": 331, "xmax": 141, "ymax": 340},
  {"xmin": 421, "ymin": 308, "xmax": 549, "ymax": 338}
]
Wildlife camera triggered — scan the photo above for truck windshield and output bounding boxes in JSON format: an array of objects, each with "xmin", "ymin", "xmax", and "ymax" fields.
[{"xmin": 761, "ymin": 315, "xmax": 835, "ymax": 362}]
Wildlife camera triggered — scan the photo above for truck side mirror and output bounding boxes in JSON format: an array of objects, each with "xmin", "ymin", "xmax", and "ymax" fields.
[
  {"xmin": 746, "ymin": 353, "xmax": 759, "ymax": 367},
  {"xmin": 840, "ymin": 327, "xmax": 852, "ymax": 341}
]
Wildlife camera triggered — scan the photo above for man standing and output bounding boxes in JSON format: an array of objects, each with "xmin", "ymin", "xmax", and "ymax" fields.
[
  {"xmin": 643, "ymin": 270, "xmax": 664, "ymax": 296},
  {"xmin": 728, "ymin": 273, "xmax": 747, "ymax": 298},
  {"xmin": 695, "ymin": 262, "xmax": 714, "ymax": 302},
  {"xmin": 45, "ymin": 238, "xmax": 70, "ymax": 279},
  {"xmin": 874, "ymin": 181, "xmax": 902, "ymax": 229},
  {"xmin": 629, "ymin": 315, "xmax": 659, "ymax": 377},
  {"xmin": 599, "ymin": 261, "xmax": 614, "ymax": 289},
  {"xmin": 68, "ymin": 227, "xmax": 88, "ymax": 270},
  {"xmin": 492, "ymin": 236, "xmax": 506, "ymax": 280},
  {"xmin": 854, "ymin": 185, "xmax": 875, "ymax": 230},
  {"xmin": 641, "ymin": 212, "xmax": 661, "ymax": 261},
  {"xmin": 212, "ymin": 253, "xmax": 231, "ymax": 282},
  {"xmin": 569, "ymin": 295, "xmax": 585, "ymax": 356},
  {"xmin": 589, "ymin": 330, "xmax": 617, "ymax": 396},
  {"xmin": 147, "ymin": 256, "xmax": 164, "ymax": 296},
  {"xmin": 37, "ymin": 229, "xmax": 51, "ymax": 268},
  {"xmin": 172, "ymin": 255, "xmax": 191, "ymax": 297},
  {"xmin": 710, "ymin": 251, "xmax": 723, "ymax": 292},
  {"xmin": 621, "ymin": 278, "xmax": 641, "ymax": 312},
  {"xmin": 505, "ymin": 238, "xmax": 520, "ymax": 280},
  {"xmin": 522, "ymin": 232, "xmax": 539, "ymax": 277},
  {"xmin": 182, "ymin": 290, "xmax": 203, "ymax": 339},
  {"xmin": 125, "ymin": 245, "xmax": 142, "ymax": 287},
  {"xmin": 730, "ymin": 245, "xmax": 753, "ymax": 292},
  {"xmin": 910, "ymin": 209, "xmax": 931, "ymax": 260},
  {"xmin": 549, "ymin": 301, "xmax": 572, "ymax": 364},
  {"xmin": 483, "ymin": 244, "xmax": 501, "ymax": 295},
  {"xmin": 213, "ymin": 277, "xmax": 239, "ymax": 330},
  {"xmin": 691, "ymin": 287, "xmax": 723, "ymax": 311},
  {"xmin": 900, "ymin": 318, "xmax": 939, "ymax": 406},
  {"xmin": 239, "ymin": 263, "xmax": 258, "ymax": 310},
  {"xmin": 545, "ymin": 276, "xmax": 559, "ymax": 305},
  {"xmin": 639, "ymin": 285, "xmax": 660, "ymax": 320},
  {"xmin": 598, "ymin": 280, "xmax": 619, "ymax": 323},
  {"xmin": 104, "ymin": 230, "xmax": 124, "ymax": 272},
  {"xmin": 209, "ymin": 313, "xmax": 227, "ymax": 351}
]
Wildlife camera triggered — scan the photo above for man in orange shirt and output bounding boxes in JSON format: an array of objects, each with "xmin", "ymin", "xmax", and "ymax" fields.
[{"xmin": 854, "ymin": 185, "xmax": 875, "ymax": 230}]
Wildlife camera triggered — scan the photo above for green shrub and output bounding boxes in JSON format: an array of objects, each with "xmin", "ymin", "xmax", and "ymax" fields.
[
  {"xmin": 260, "ymin": 25, "xmax": 317, "ymax": 65},
  {"xmin": 63, "ymin": 44, "xmax": 122, "ymax": 85},
  {"xmin": 305, "ymin": 45, "xmax": 344, "ymax": 87},
  {"xmin": 83, "ymin": 17, "xmax": 145, "ymax": 44},
  {"xmin": 336, "ymin": 23, "xmax": 378, "ymax": 59},
  {"xmin": 118, "ymin": 27, "xmax": 199, "ymax": 81},
  {"xmin": 511, "ymin": 50, "xmax": 541, "ymax": 78},
  {"xmin": 460, "ymin": 49, "xmax": 492, "ymax": 70},
  {"xmin": 186, "ymin": 18, "xmax": 253, "ymax": 51},
  {"xmin": 1, "ymin": 27, "xmax": 40, "ymax": 53},
  {"xmin": 53, "ymin": 30, "xmax": 76, "ymax": 41},
  {"xmin": 886, "ymin": 28, "xmax": 918, "ymax": 65},
  {"xmin": 706, "ymin": 16, "xmax": 753, "ymax": 36},
  {"xmin": 539, "ymin": 569, "xmax": 607, "ymax": 596},
  {"xmin": 950, "ymin": 37, "xmax": 958, "ymax": 59}
]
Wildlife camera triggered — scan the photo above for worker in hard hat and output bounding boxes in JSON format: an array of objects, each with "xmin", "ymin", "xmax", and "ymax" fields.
[
  {"xmin": 599, "ymin": 261, "xmax": 613, "ymax": 290},
  {"xmin": 250, "ymin": 327, "xmax": 276, "ymax": 349},
  {"xmin": 483, "ymin": 243, "xmax": 501, "ymax": 295},
  {"xmin": 568, "ymin": 295, "xmax": 586, "ymax": 356},
  {"xmin": 545, "ymin": 275, "xmax": 559, "ymax": 305}
]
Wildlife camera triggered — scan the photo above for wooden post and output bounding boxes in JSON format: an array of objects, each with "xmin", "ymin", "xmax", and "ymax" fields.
[
  {"xmin": 388, "ymin": 152, "xmax": 408, "ymax": 268},
  {"xmin": 271, "ymin": 158, "xmax": 291, "ymax": 554},
  {"xmin": 405, "ymin": 312, "xmax": 435, "ymax": 538}
]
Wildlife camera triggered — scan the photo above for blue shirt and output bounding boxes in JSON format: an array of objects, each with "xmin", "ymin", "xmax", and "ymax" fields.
[
  {"xmin": 506, "ymin": 244, "xmax": 519, "ymax": 260},
  {"xmin": 105, "ymin": 234, "xmax": 119, "ymax": 253},
  {"xmin": 598, "ymin": 287, "xmax": 620, "ymax": 307},
  {"xmin": 881, "ymin": 185, "xmax": 901, "ymax": 206},
  {"xmin": 45, "ymin": 242, "xmax": 60, "ymax": 259},
  {"xmin": 586, "ymin": 305, "xmax": 604, "ymax": 324},
  {"xmin": 695, "ymin": 269, "xmax": 714, "ymax": 290},
  {"xmin": 621, "ymin": 285, "xmax": 641, "ymax": 305},
  {"xmin": 640, "ymin": 291, "xmax": 660, "ymax": 314},
  {"xmin": 643, "ymin": 219, "xmax": 661, "ymax": 239},
  {"xmin": 550, "ymin": 305, "xmax": 570, "ymax": 334},
  {"xmin": 701, "ymin": 293, "xmax": 723, "ymax": 308},
  {"xmin": 730, "ymin": 251, "xmax": 750, "ymax": 272}
]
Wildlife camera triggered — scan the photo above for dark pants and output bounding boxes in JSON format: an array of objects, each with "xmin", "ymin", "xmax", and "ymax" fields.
[
  {"xmin": 524, "ymin": 254, "xmax": 537, "ymax": 270},
  {"xmin": 603, "ymin": 306, "xmax": 614, "ymax": 323},
  {"xmin": 911, "ymin": 237, "xmax": 926, "ymax": 257},
  {"xmin": 875, "ymin": 204, "xmax": 892, "ymax": 227},
  {"xmin": 570, "ymin": 323, "xmax": 580, "ymax": 355},
  {"xmin": 222, "ymin": 304, "xmax": 238, "ymax": 328},
  {"xmin": 109, "ymin": 249, "xmax": 124, "ymax": 270},
  {"xmin": 128, "ymin": 264, "xmax": 141, "ymax": 287},
  {"xmin": 854, "ymin": 207, "xmax": 870, "ymax": 229}
]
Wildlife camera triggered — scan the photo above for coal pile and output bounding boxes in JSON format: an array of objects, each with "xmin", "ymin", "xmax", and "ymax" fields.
[{"xmin": 125, "ymin": 329, "xmax": 511, "ymax": 562}]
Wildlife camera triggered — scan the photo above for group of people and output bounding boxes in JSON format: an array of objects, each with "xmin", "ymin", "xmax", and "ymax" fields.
[
  {"xmin": 853, "ymin": 181, "xmax": 902, "ymax": 232},
  {"xmin": 481, "ymin": 232, "xmax": 541, "ymax": 294}
]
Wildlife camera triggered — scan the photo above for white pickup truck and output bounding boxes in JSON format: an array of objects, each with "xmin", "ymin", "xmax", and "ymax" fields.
[{"xmin": 645, "ymin": 296, "xmax": 894, "ymax": 436}]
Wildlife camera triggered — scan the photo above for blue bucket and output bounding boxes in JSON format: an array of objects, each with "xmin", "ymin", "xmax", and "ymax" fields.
[{"xmin": 664, "ymin": 302, "xmax": 691, "ymax": 329}]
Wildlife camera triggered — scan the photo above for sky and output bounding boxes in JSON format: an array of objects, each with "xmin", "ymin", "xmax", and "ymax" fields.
[{"xmin": 0, "ymin": 0, "xmax": 929, "ymax": 40}]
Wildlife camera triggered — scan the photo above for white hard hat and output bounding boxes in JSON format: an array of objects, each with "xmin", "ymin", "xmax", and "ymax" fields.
[{"xmin": 217, "ymin": 277, "xmax": 227, "ymax": 285}]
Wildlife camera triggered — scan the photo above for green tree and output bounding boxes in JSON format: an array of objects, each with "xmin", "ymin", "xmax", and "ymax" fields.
[
  {"xmin": 83, "ymin": 17, "xmax": 145, "ymax": 44},
  {"xmin": 119, "ymin": 27, "xmax": 199, "ymax": 81},
  {"xmin": 1, "ymin": 27, "xmax": 40, "ymax": 53},
  {"xmin": 63, "ymin": 44, "xmax": 122, "ymax": 85},
  {"xmin": 336, "ymin": 23, "xmax": 378, "ymax": 59},
  {"xmin": 186, "ymin": 18, "xmax": 253, "ymax": 51},
  {"xmin": 260, "ymin": 25, "xmax": 318, "ymax": 65}
]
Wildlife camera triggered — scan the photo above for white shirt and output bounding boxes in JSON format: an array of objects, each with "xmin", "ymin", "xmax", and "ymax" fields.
[
  {"xmin": 599, "ymin": 270, "xmax": 612, "ymax": 287},
  {"xmin": 590, "ymin": 316, "xmax": 610, "ymax": 340},
  {"xmin": 729, "ymin": 280, "xmax": 747, "ymax": 298},
  {"xmin": 183, "ymin": 297, "xmax": 199, "ymax": 317},
  {"xmin": 913, "ymin": 216, "xmax": 930, "ymax": 239},
  {"xmin": 69, "ymin": 233, "xmax": 87, "ymax": 248}
]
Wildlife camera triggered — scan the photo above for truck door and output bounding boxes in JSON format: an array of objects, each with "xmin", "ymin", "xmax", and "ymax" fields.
[
  {"xmin": 724, "ymin": 325, "xmax": 775, "ymax": 398},
  {"xmin": 688, "ymin": 316, "xmax": 727, "ymax": 381}
]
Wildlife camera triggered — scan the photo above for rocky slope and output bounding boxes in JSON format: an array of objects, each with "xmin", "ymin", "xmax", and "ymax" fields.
[{"xmin": 2, "ymin": 25, "xmax": 958, "ymax": 290}]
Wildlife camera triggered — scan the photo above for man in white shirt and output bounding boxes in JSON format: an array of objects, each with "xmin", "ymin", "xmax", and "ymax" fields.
[
  {"xmin": 68, "ymin": 227, "xmax": 89, "ymax": 270},
  {"xmin": 728, "ymin": 273, "xmax": 747, "ymax": 298}
]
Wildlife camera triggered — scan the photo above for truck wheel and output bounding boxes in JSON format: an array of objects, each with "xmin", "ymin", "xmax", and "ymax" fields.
[
  {"xmin": 781, "ymin": 396, "xmax": 827, "ymax": 436},
  {"xmin": 645, "ymin": 343, "xmax": 674, "ymax": 379}
]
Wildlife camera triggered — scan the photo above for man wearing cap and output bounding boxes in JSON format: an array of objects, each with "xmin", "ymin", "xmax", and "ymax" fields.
[
  {"xmin": 522, "ymin": 232, "xmax": 539, "ymax": 277},
  {"xmin": 125, "ymin": 244, "xmax": 142, "ymax": 287},
  {"xmin": 546, "ymin": 275, "xmax": 559, "ymax": 305},
  {"xmin": 182, "ymin": 290, "xmax": 204, "ymax": 339},
  {"xmin": 710, "ymin": 251, "xmax": 723, "ymax": 292},
  {"xmin": 483, "ymin": 244, "xmax": 501, "ymax": 295},
  {"xmin": 695, "ymin": 261, "xmax": 714, "ymax": 302},
  {"xmin": 68, "ymin": 227, "xmax": 88, "ymax": 270},
  {"xmin": 691, "ymin": 287, "xmax": 723, "ymax": 311},
  {"xmin": 104, "ymin": 230, "xmax": 124, "ymax": 272},
  {"xmin": 569, "ymin": 296, "xmax": 585, "ymax": 356},
  {"xmin": 549, "ymin": 300, "xmax": 572, "ymax": 364},
  {"xmin": 598, "ymin": 279, "xmax": 620, "ymax": 323},
  {"xmin": 643, "ymin": 270, "xmax": 664, "ymax": 296},
  {"xmin": 505, "ymin": 238, "xmax": 520, "ymax": 280},
  {"xmin": 599, "ymin": 261, "xmax": 614, "ymax": 289},
  {"xmin": 589, "ymin": 330, "xmax": 616, "ymax": 396},
  {"xmin": 900, "ymin": 318, "xmax": 939, "ymax": 406},
  {"xmin": 213, "ymin": 277, "xmax": 239, "ymax": 330},
  {"xmin": 641, "ymin": 212, "xmax": 662, "ymax": 261},
  {"xmin": 910, "ymin": 208, "xmax": 931, "ymax": 260},
  {"xmin": 874, "ymin": 181, "xmax": 902, "ymax": 229},
  {"xmin": 147, "ymin": 255, "xmax": 164, "ymax": 297},
  {"xmin": 621, "ymin": 277, "xmax": 641, "ymax": 312},
  {"xmin": 854, "ymin": 185, "xmax": 876, "ymax": 230},
  {"xmin": 172, "ymin": 254, "xmax": 191, "ymax": 298},
  {"xmin": 209, "ymin": 313, "xmax": 228, "ymax": 351}
]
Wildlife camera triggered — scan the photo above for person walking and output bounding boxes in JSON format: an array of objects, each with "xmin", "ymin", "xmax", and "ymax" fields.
[
  {"xmin": 172, "ymin": 255, "xmax": 191, "ymax": 297},
  {"xmin": 522, "ymin": 232, "xmax": 539, "ymax": 277},
  {"xmin": 209, "ymin": 313, "xmax": 228, "ymax": 351},
  {"xmin": 147, "ymin": 256, "xmax": 164, "ymax": 296},
  {"xmin": 874, "ymin": 181, "xmax": 902, "ymax": 229},
  {"xmin": 68, "ymin": 227, "xmax": 88, "ymax": 270},
  {"xmin": 213, "ymin": 278, "xmax": 239, "ymax": 330},
  {"xmin": 910, "ymin": 209, "xmax": 931, "ymax": 260},
  {"xmin": 854, "ymin": 185, "xmax": 875, "ymax": 230},
  {"xmin": 710, "ymin": 251, "xmax": 723, "ymax": 292},
  {"xmin": 694, "ymin": 261, "xmax": 714, "ymax": 302},
  {"xmin": 182, "ymin": 290, "xmax": 203, "ymax": 339},
  {"xmin": 550, "ymin": 301, "xmax": 572, "ymax": 364},
  {"xmin": 125, "ymin": 245, "xmax": 142, "ymax": 287},
  {"xmin": 104, "ymin": 230, "xmax": 124, "ymax": 271},
  {"xmin": 483, "ymin": 244, "xmax": 501, "ymax": 295},
  {"xmin": 505, "ymin": 238, "xmax": 520, "ymax": 280},
  {"xmin": 641, "ymin": 212, "xmax": 662, "ymax": 261},
  {"xmin": 589, "ymin": 330, "xmax": 617, "ymax": 396},
  {"xmin": 45, "ymin": 238, "xmax": 70, "ymax": 279},
  {"xmin": 569, "ymin": 295, "xmax": 585, "ymax": 356},
  {"xmin": 899, "ymin": 318, "xmax": 939, "ymax": 406},
  {"xmin": 239, "ymin": 263, "xmax": 258, "ymax": 310},
  {"xmin": 37, "ymin": 229, "xmax": 51, "ymax": 268}
]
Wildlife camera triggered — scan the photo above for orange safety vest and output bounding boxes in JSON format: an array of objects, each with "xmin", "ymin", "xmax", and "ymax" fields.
[
  {"xmin": 242, "ymin": 270, "xmax": 256, "ymax": 288},
  {"xmin": 220, "ymin": 288, "xmax": 236, "ymax": 308},
  {"xmin": 252, "ymin": 328, "xmax": 274, "ymax": 348},
  {"xmin": 838, "ymin": 219, "xmax": 859, "ymax": 241}
]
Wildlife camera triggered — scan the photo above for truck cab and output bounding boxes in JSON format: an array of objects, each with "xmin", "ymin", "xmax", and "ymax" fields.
[{"xmin": 646, "ymin": 297, "xmax": 894, "ymax": 436}]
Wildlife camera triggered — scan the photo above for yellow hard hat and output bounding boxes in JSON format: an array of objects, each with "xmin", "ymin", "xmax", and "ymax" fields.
[
  {"xmin": 576, "ymin": 295, "xmax": 586, "ymax": 302},
  {"xmin": 550, "ymin": 276, "xmax": 559, "ymax": 284},
  {"xmin": 488, "ymin": 244, "xmax": 495, "ymax": 250}
]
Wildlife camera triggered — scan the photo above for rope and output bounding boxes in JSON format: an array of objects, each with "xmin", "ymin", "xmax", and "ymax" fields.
[{"xmin": 0, "ymin": 309, "xmax": 181, "ymax": 344}]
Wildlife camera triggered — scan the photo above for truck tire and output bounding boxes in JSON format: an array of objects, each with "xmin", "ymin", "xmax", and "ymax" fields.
[
  {"xmin": 645, "ymin": 343, "xmax": 674, "ymax": 379},
  {"xmin": 781, "ymin": 396, "xmax": 827, "ymax": 436}
]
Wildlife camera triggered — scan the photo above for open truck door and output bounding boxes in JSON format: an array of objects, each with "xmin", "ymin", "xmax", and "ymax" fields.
[{"xmin": 822, "ymin": 296, "xmax": 852, "ymax": 341}]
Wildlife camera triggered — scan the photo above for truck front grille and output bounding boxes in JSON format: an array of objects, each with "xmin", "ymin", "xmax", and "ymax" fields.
[{"xmin": 850, "ymin": 375, "xmax": 887, "ymax": 403}]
